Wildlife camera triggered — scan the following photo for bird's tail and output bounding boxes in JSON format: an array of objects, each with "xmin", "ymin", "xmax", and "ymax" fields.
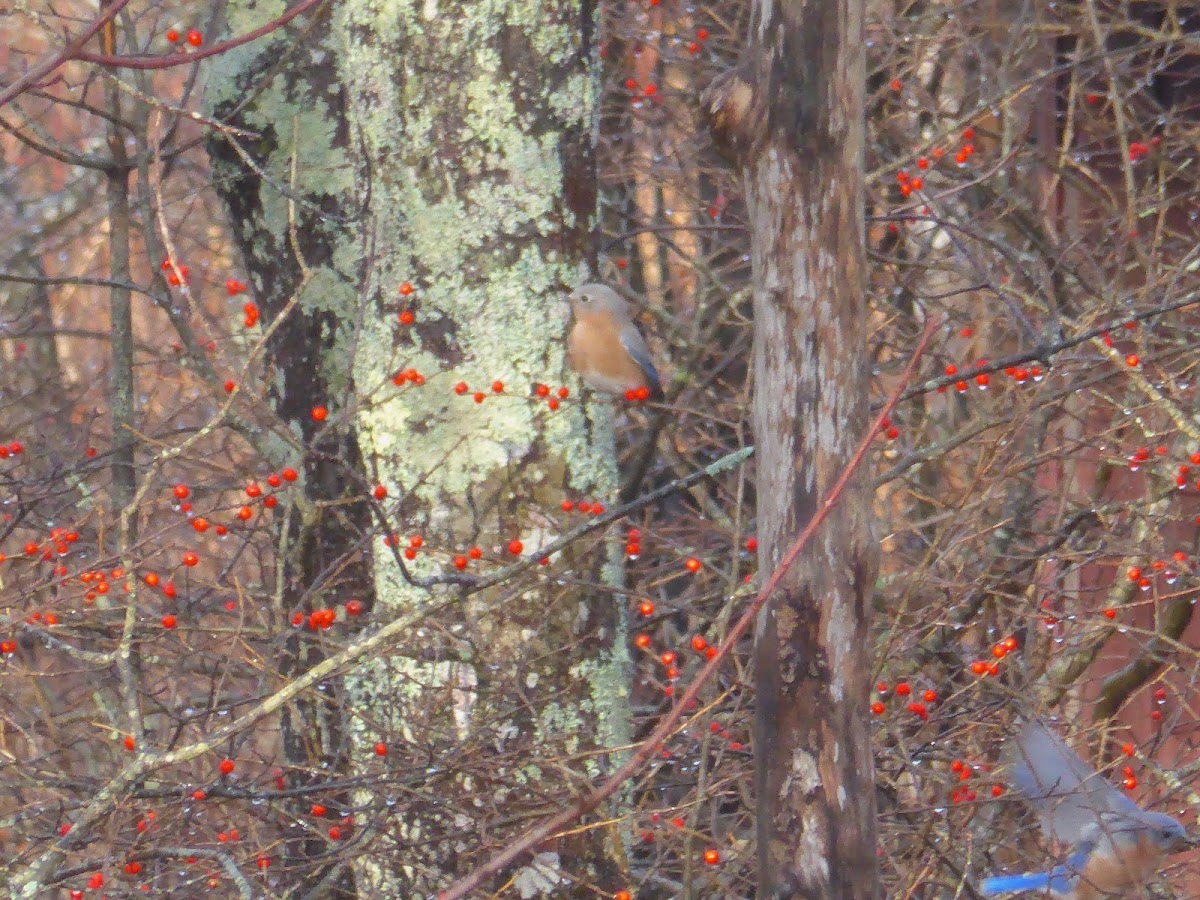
[{"xmin": 979, "ymin": 871, "xmax": 1053, "ymax": 895}]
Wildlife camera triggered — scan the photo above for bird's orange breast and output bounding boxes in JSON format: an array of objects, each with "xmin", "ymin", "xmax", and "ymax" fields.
[
  {"xmin": 567, "ymin": 311, "xmax": 652, "ymax": 394},
  {"xmin": 1073, "ymin": 842, "xmax": 1163, "ymax": 900}
]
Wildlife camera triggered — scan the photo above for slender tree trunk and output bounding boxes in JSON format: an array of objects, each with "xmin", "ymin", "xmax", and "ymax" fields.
[{"xmin": 704, "ymin": 2, "xmax": 877, "ymax": 897}]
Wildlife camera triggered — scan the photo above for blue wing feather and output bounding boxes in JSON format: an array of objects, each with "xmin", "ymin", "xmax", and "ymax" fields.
[
  {"xmin": 619, "ymin": 326, "xmax": 662, "ymax": 396},
  {"xmin": 980, "ymin": 845, "xmax": 1090, "ymax": 895},
  {"xmin": 980, "ymin": 872, "xmax": 1053, "ymax": 895}
]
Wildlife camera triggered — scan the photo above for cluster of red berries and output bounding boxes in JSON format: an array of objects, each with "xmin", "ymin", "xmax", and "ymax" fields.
[
  {"xmin": 871, "ymin": 680, "xmax": 940, "ymax": 720},
  {"xmin": 161, "ymin": 257, "xmax": 189, "ymax": 286},
  {"xmin": 948, "ymin": 759, "xmax": 1003, "ymax": 805},
  {"xmin": 938, "ymin": 361, "xmax": 993, "ymax": 393},
  {"xmin": 164, "ymin": 28, "xmax": 203, "ymax": 46}
]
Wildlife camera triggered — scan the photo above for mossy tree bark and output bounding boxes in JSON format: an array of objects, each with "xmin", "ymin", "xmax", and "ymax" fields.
[{"xmin": 208, "ymin": 0, "xmax": 629, "ymax": 894}]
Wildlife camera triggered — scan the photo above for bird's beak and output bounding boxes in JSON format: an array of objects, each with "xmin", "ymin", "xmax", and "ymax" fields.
[{"xmin": 1173, "ymin": 831, "xmax": 1199, "ymax": 853}]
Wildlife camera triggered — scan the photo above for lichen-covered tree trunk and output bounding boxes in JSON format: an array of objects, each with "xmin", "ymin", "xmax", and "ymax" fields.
[
  {"xmin": 208, "ymin": 0, "xmax": 628, "ymax": 895},
  {"xmin": 704, "ymin": 1, "xmax": 877, "ymax": 897}
]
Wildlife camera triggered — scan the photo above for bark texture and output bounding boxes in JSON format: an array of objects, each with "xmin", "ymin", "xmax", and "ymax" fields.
[
  {"xmin": 705, "ymin": 2, "xmax": 878, "ymax": 897},
  {"xmin": 207, "ymin": 0, "xmax": 627, "ymax": 895}
]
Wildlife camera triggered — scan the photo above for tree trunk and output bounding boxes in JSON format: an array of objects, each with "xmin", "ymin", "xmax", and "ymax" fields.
[
  {"xmin": 704, "ymin": 2, "xmax": 878, "ymax": 897},
  {"xmin": 208, "ymin": 0, "xmax": 627, "ymax": 895}
]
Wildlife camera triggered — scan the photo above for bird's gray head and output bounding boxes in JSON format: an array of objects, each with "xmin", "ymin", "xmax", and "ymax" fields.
[
  {"xmin": 568, "ymin": 283, "xmax": 630, "ymax": 319},
  {"xmin": 1141, "ymin": 811, "xmax": 1192, "ymax": 853}
]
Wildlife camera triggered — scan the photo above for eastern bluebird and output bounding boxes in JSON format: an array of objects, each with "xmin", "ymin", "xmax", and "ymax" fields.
[
  {"xmin": 566, "ymin": 284, "xmax": 662, "ymax": 399},
  {"xmin": 981, "ymin": 720, "xmax": 1191, "ymax": 898}
]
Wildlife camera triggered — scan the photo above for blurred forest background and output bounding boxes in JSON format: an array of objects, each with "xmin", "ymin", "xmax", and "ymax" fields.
[{"xmin": 3, "ymin": 0, "xmax": 1200, "ymax": 897}]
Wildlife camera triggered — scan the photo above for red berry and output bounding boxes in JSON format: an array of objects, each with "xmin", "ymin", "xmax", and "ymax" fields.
[
  {"xmin": 186, "ymin": 29, "xmax": 202, "ymax": 45},
  {"xmin": 219, "ymin": 759, "xmax": 235, "ymax": 775}
]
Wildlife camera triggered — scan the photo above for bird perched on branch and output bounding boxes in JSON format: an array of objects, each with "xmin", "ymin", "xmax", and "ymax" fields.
[
  {"xmin": 981, "ymin": 720, "xmax": 1192, "ymax": 899},
  {"xmin": 566, "ymin": 283, "xmax": 662, "ymax": 400}
]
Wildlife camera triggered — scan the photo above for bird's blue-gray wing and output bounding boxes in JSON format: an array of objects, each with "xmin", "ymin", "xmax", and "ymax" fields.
[
  {"xmin": 619, "ymin": 325, "xmax": 661, "ymax": 394},
  {"xmin": 1007, "ymin": 721, "xmax": 1143, "ymax": 844}
]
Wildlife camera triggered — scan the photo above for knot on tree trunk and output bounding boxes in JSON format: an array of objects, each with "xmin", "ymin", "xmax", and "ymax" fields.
[{"xmin": 701, "ymin": 64, "xmax": 763, "ymax": 163}]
